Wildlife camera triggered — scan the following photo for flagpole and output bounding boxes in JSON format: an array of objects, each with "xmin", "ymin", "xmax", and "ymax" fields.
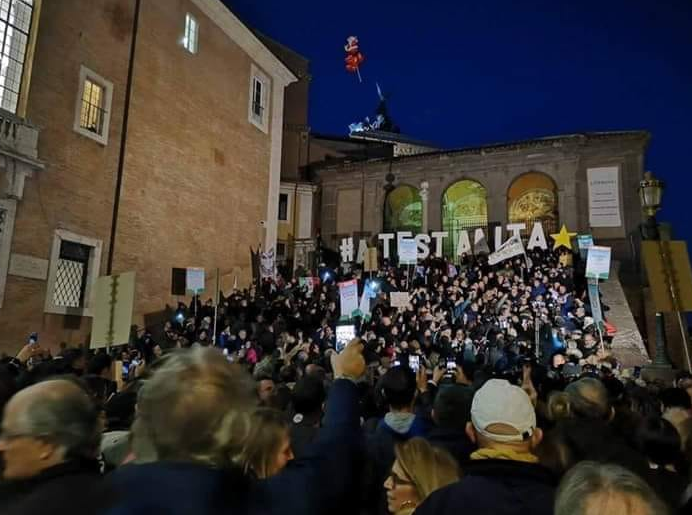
[{"xmin": 212, "ymin": 267, "xmax": 220, "ymax": 346}]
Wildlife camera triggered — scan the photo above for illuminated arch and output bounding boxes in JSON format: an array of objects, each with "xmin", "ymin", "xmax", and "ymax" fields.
[
  {"xmin": 383, "ymin": 184, "xmax": 422, "ymax": 234},
  {"xmin": 507, "ymin": 172, "xmax": 559, "ymax": 235},
  {"xmin": 442, "ymin": 180, "xmax": 488, "ymax": 256}
]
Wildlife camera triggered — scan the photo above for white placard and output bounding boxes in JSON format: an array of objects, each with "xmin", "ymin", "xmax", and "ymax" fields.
[
  {"xmin": 338, "ymin": 279, "xmax": 359, "ymax": 318},
  {"xmin": 398, "ymin": 238, "xmax": 418, "ymax": 265},
  {"xmin": 587, "ymin": 167, "xmax": 622, "ymax": 228},
  {"xmin": 586, "ymin": 246, "xmax": 612, "ymax": 280},
  {"xmin": 186, "ymin": 267, "xmax": 205, "ymax": 293},
  {"xmin": 390, "ymin": 292, "xmax": 410, "ymax": 309}
]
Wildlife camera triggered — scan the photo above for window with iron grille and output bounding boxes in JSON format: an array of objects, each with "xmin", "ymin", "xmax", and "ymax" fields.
[
  {"xmin": 182, "ymin": 13, "xmax": 198, "ymax": 54},
  {"xmin": 79, "ymin": 79, "xmax": 105, "ymax": 135},
  {"xmin": 52, "ymin": 240, "xmax": 90, "ymax": 308},
  {"xmin": 0, "ymin": 0, "xmax": 34, "ymax": 113}
]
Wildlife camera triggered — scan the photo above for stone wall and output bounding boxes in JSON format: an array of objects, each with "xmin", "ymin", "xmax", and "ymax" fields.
[{"xmin": 315, "ymin": 133, "xmax": 649, "ymax": 267}]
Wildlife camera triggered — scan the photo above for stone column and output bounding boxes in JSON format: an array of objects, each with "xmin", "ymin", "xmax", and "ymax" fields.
[{"xmin": 419, "ymin": 181, "xmax": 429, "ymax": 233}]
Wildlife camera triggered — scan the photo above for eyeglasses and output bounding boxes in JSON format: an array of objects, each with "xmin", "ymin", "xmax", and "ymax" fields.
[{"xmin": 388, "ymin": 471, "xmax": 414, "ymax": 487}]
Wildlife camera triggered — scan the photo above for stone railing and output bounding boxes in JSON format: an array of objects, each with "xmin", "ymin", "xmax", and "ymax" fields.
[{"xmin": 0, "ymin": 109, "xmax": 39, "ymax": 161}]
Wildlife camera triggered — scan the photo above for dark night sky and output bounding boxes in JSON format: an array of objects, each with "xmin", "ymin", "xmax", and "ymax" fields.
[{"xmin": 227, "ymin": 0, "xmax": 692, "ymax": 242}]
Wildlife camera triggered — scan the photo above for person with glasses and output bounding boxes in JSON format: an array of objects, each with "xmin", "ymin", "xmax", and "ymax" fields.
[{"xmin": 383, "ymin": 438, "xmax": 459, "ymax": 515}]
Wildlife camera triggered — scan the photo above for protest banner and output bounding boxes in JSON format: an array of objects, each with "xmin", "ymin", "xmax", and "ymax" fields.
[{"xmin": 338, "ymin": 279, "xmax": 359, "ymax": 318}]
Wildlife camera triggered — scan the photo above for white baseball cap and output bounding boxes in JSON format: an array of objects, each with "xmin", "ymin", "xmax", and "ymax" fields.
[{"xmin": 471, "ymin": 379, "xmax": 536, "ymax": 443}]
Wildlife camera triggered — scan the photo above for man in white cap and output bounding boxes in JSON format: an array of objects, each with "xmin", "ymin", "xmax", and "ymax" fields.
[{"xmin": 415, "ymin": 379, "xmax": 556, "ymax": 515}]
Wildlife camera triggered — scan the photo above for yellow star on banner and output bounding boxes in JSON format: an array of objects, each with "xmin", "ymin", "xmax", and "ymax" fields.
[{"xmin": 550, "ymin": 225, "xmax": 577, "ymax": 250}]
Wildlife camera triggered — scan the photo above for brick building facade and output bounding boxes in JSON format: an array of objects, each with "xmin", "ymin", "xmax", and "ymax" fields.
[{"xmin": 0, "ymin": 0, "xmax": 297, "ymax": 353}]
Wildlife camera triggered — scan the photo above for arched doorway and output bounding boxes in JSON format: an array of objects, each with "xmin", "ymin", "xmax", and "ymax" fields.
[
  {"xmin": 507, "ymin": 172, "xmax": 559, "ymax": 236},
  {"xmin": 442, "ymin": 180, "xmax": 488, "ymax": 257},
  {"xmin": 383, "ymin": 184, "xmax": 422, "ymax": 234}
]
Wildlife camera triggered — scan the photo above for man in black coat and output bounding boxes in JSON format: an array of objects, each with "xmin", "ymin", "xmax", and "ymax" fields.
[
  {"xmin": 102, "ymin": 343, "xmax": 366, "ymax": 515},
  {"xmin": 415, "ymin": 379, "xmax": 556, "ymax": 515},
  {"xmin": 0, "ymin": 379, "xmax": 111, "ymax": 515}
]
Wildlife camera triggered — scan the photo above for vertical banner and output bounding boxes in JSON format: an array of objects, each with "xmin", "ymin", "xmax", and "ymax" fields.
[
  {"xmin": 185, "ymin": 267, "xmax": 205, "ymax": 294},
  {"xmin": 338, "ymin": 279, "xmax": 359, "ymax": 318},
  {"xmin": 260, "ymin": 249, "xmax": 275, "ymax": 279},
  {"xmin": 587, "ymin": 167, "xmax": 622, "ymax": 227},
  {"xmin": 588, "ymin": 279, "xmax": 603, "ymax": 325},
  {"xmin": 364, "ymin": 247, "xmax": 378, "ymax": 272},
  {"xmin": 586, "ymin": 246, "xmax": 612, "ymax": 280},
  {"xmin": 91, "ymin": 272, "xmax": 136, "ymax": 349},
  {"xmin": 358, "ymin": 281, "xmax": 376, "ymax": 318}
]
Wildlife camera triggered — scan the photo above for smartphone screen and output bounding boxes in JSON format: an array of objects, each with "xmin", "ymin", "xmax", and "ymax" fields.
[
  {"xmin": 409, "ymin": 355, "xmax": 420, "ymax": 373},
  {"xmin": 446, "ymin": 359, "xmax": 457, "ymax": 372},
  {"xmin": 335, "ymin": 325, "xmax": 356, "ymax": 353}
]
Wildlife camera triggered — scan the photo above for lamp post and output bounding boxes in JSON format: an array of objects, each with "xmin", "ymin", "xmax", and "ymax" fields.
[{"xmin": 639, "ymin": 171, "xmax": 672, "ymax": 369}]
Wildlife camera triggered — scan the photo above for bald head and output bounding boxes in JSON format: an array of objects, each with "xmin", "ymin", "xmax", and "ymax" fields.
[{"xmin": 0, "ymin": 379, "xmax": 100, "ymax": 479}]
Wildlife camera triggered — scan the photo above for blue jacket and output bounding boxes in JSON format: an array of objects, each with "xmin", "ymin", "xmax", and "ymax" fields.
[
  {"xmin": 415, "ymin": 458, "xmax": 556, "ymax": 515},
  {"xmin": 102, "ymin": 379, "xmax": 362, "ymax": 515}
]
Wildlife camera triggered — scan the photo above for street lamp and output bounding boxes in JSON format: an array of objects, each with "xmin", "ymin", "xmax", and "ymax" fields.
[
  {"xmin": 639, "ymin": 171, "xmax": 664, "ymax": 240},
  {"xmin": 639, "ymin": 171, "xmax": 671, "ymax": 369}
]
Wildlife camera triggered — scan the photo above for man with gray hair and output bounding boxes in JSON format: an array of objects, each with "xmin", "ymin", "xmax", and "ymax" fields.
[
  {"xmin": 0, "ymin": 378, "xmax": 110, "ymax": 514},
  {"xmin": 104, "ymin": 342, "xmax": 366, "ymax": 515},
  {"xmin": 555, "ymin": 461, "xmax": 669, "ymax": 515}
]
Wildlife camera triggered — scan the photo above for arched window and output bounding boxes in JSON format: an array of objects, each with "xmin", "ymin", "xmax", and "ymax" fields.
[
  {"xmin": 508, "ymin": 172, "xmax": 559, "ymax": 236},
  {"xmin": 383, "ymin": 185, "xmax": 422, "ymax": 234},
  {"xmin": 442, "ymin": 180, "xmax": 488, "ymax": 257}
]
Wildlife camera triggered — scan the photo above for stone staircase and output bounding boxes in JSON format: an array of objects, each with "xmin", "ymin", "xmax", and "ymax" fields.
[{"xmin": 601, "ymin": 262, "xmax": 650, "ymax": 368}]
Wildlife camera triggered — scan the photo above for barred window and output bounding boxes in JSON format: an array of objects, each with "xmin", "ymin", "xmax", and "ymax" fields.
[
  {"xmin": 79, "ymin": 79, "xmax": 105, "ymax": 135},
  {"xmin": 52, "ymin": 240, "xmax": 90, "ymax": 308},
  {"xmin": 0, "ymin": 0, "xmax": 34, "ymax": 113}
]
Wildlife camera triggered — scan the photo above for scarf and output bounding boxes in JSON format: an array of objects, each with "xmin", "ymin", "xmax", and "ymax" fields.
[{"xmin": 470, "ymin": 447, "xmax": 539, "ymax": 464}]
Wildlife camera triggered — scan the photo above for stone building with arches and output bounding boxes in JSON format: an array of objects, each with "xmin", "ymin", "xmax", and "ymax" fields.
[{"xmin": 314, "ymin": 131, "xmax": 650, "ymax": 266}]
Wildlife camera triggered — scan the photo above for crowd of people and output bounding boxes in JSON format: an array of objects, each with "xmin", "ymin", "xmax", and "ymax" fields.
[{"xmin": 2, "ymin": 246, "xmax": 692, "ymax": 514}]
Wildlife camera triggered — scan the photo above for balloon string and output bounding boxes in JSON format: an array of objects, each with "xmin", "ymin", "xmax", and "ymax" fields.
[{"xmin": 356, "ymin": 67, "xmax": 362, "ymax": 83}]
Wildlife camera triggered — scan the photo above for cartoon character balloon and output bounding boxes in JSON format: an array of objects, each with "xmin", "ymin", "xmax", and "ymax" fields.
[{"xmin": 344, "ymin": 36, "xmax": 365, "ymax": 82}]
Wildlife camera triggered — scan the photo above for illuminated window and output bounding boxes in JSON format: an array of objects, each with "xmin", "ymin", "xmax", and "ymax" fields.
[
  {"xmin": 74, "ymin": 66, "xmax": 113, "ymax": 145},
  {"xmin": 182, "ymin": 13, "xmax": 198, "ymax": 54},
  {"xmin": 0, "ymin": 0, "xmax": 35, "ymax": 113}
]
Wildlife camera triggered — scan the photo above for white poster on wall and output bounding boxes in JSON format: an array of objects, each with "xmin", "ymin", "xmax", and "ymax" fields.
[{"xmin": 587, "ymin": 167, "xmax": 622, "ymax": 228}]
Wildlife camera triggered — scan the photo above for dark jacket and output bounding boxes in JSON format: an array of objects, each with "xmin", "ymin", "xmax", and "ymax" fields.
[
  {"xmin": 426, "ymin": 427, "xmax": 476, "ymax": 465},
  {"xmin": 0, "ymin": 459, "xmax": 110, "ymax": 515},
  {"xmin": 363, "ymin": 413, "xmax": 430, "ymax": 514},
  {"xmin": 414, "ymin": 458, "xmax": 557, "ymax": 515},
  {"xmin": 102, "ymin": 379, "xmax": 362, "ymax": 515}
]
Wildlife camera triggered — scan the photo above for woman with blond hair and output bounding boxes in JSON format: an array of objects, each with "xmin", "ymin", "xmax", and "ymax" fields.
[
  {"xmin": 238, "ymin": 408, "xmax": 294, "ymax": 479},
  {"xmin": 383, "ymin": 437, "xmax": 459, "ymax": 515}
]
